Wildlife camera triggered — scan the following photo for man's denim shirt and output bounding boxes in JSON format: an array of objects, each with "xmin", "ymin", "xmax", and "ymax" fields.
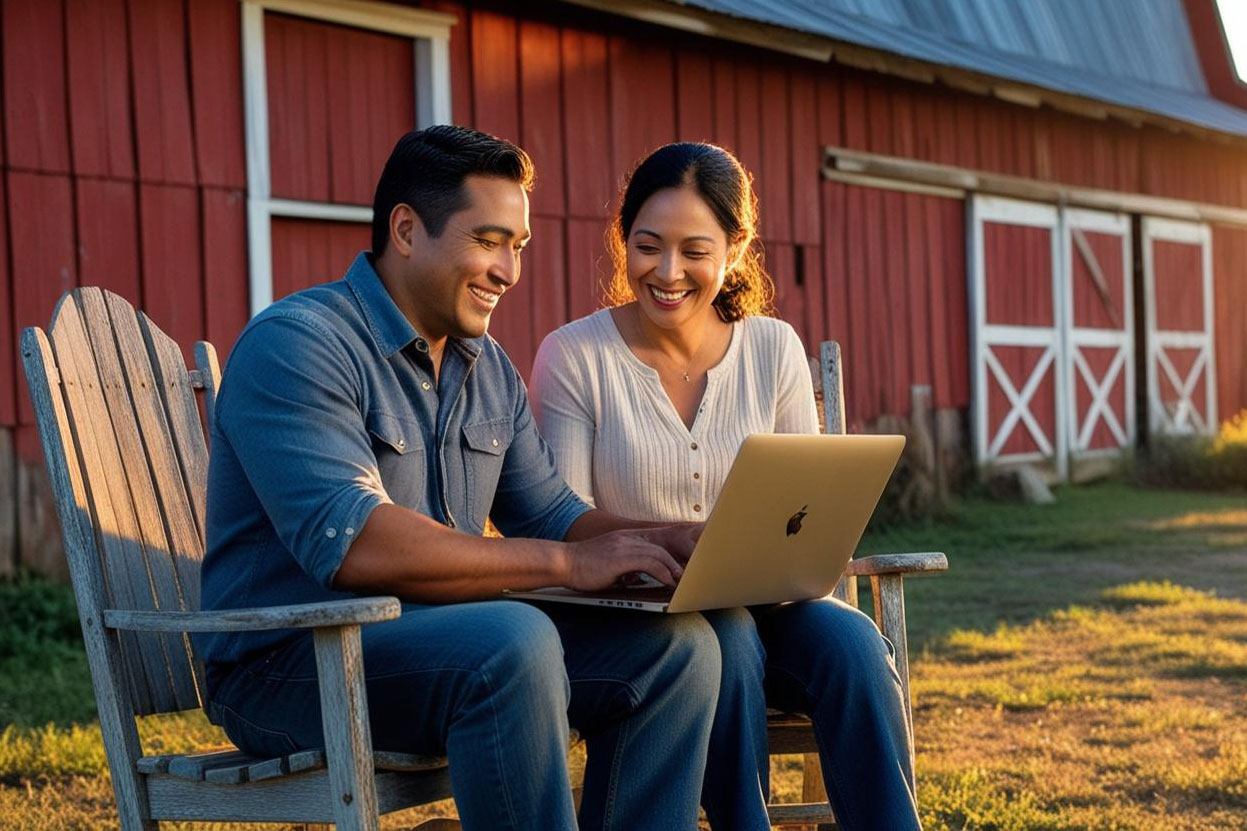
[{"xmin": 196, "ymin": 253, "xmax": 590, "ymax": 677}]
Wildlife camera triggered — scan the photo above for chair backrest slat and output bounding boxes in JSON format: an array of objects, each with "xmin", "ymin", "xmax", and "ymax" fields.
[
  {"xmin": 92, "ymin": 289, "xmax": 205, "ymax": 711},
  {"xmin": 43, "ymin": 289, "xmax": 207, "ymax": 714},
  {"xmin": 820, "ymin": 341, "xmax": 846, "ymax": 437},
  {"xmin": 48, "ymin": 292, "xmax": 163, "ymax": 713},
  {"xmin": 820, "ymin": 341, "xmax": 858, "ymax": 606}
]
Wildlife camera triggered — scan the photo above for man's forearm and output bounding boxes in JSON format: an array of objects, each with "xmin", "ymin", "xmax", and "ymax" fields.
[{"xmin": 333, "ymin": 503, "xmax": 570, "ymax": 602}]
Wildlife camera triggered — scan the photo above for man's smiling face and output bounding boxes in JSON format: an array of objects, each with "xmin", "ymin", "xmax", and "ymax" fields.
[{"xmin": 404, "ymin": 174, "xmax": 531, "ymax": 342}]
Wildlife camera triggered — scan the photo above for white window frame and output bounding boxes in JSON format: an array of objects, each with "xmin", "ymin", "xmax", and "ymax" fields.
[{"xmin": 242, "ymin": 0, "xmax": 455, "ymax": 315}]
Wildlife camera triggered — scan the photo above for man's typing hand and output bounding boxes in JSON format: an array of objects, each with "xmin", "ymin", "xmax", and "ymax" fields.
[
  {"xmin": 563, "ymin": 528, "xmax": 686, "ymax": 591},
  {"xmin": 634, "ymin": 522, "xmax": 704, "ymax": 565}
]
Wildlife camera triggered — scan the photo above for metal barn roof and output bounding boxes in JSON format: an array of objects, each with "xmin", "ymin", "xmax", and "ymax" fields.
[{"xmin": 595, "ymin": 0, "xmax": 1247, "ymax": 137}]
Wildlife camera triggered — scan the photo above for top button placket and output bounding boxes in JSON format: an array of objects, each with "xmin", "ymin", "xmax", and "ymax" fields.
[{"xmin": 689, "ymin": 438, "xmax": 706, "ymax": 514}]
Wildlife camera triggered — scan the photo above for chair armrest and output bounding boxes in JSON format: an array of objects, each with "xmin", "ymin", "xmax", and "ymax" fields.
[
  {"xmin": 845, "ymin": 552, "xmax": 947, "ymax": 577},
  {"xmin": 102, "ymin": 597, "xmax": 402, "ymax": 633}
]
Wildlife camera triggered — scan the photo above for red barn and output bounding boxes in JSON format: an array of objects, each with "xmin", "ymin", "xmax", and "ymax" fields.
[{"xmin": 2, "ymin": 0, "xmax": 1245, "ymax": 575}]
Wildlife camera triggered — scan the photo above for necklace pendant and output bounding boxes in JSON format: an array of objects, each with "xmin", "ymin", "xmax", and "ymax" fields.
[{"xmin": 682, "ymin": 371, "xmax": 690, "ymax": 382}]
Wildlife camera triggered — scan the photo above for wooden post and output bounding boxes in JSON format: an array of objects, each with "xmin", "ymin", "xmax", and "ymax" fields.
[
  {"xmin": 313, "ymin": 624, "xmax": 380, "ymax": 831},
  {"xmin": 871, "ymin": 573, "xmax": 915, "ymax": 791}
]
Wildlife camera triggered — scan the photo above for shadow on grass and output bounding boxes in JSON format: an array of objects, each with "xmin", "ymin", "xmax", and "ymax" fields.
[{"xmin": 857, "ymin": 480, "xmax": 1247, "ymax": 651}]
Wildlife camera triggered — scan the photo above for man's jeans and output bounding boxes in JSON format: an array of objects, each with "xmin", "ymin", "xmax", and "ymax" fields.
[
  {"xmin": 206, "ymin": 600, "xmax": 721, "ymax": 830},
  {"xmin": 701, "ymin": 599, "xmax": 922, "ymax": 831}
]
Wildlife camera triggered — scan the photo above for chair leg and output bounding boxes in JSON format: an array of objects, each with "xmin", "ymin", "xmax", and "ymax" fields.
[
  {"xmin": 802, "ymin": 753, "xmax": 838, "ymax": 830},
  {"xmin": 314, "ymin": 625, "xmax": 381, "ymax": 831}
]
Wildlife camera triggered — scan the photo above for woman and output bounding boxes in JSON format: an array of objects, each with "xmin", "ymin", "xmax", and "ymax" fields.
[{"xmin": 529, "ymin": 143, "xmax": 920, "ymax": 830}]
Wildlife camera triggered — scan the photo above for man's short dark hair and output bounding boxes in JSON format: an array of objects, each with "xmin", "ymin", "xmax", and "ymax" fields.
[{"xmin": 371, "ymin": 125, "xmax": 535, "ymax": 254}]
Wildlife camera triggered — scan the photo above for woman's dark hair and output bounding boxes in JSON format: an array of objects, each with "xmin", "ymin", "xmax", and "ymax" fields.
[
  {"xmin": 606, "ymin": 142, "xmax": 774, "ymax": 321},
  {"xmin": 371, "ymin": 125, "xmax": 535, "ymax": 254}
]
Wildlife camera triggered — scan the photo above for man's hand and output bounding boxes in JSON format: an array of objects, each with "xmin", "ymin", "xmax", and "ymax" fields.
[
  {"xmin": 563, "ymin": 528, "xmax": 688, "ymax": 591},
  {"xmin": 633, "ymin": 522, "xmax": 703, "ymax": 565}
]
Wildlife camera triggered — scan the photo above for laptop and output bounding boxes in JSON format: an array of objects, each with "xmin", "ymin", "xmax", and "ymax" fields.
[{"xmin": 505, "ymin": 433, "xmax": 905, "ymax": 613}]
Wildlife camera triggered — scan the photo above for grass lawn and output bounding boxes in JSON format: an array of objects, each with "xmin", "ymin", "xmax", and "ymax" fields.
[{"xmin": 2, "ymin": 480, "xmax": 1246, "ymax": 829}]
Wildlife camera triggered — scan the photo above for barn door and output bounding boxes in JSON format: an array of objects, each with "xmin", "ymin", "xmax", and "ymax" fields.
[
  {"xmin": 1142, "ymin": 218, "xmax": 1216, "ymax": 435},
  {"xmin": 970, "ymin": 196, "xmax": 1066, "ymax": 478},
  {"xmin": 1062, "ymin": 209, "xmax": 1134, "ymax": 475}
]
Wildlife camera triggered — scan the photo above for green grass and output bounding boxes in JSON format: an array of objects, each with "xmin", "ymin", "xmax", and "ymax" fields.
[
  {"xmin": 4, "ymin": 480, "xmax": 1247, "ymax": 829},
  {"xmin": 0, "ymin": 580, "xmax": 95, "ymax": 728},
  {"xmin": 858, "ymin": 479, "xmax": 1247, "ymax": 643}
]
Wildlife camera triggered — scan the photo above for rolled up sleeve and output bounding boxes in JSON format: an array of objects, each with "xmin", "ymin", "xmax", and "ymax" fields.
[{"xmin": 215, "ymin": 314, "xmax": 392, "ymax": 588}]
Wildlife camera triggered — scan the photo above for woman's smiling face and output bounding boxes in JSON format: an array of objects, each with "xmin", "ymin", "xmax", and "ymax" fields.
[{"xmin": 626, "ymin": 185, "xmax": 732, "ymax": 331}]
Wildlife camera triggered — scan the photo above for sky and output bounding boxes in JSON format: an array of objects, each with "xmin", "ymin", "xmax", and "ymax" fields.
[{"xmin": 1217, "ymin": 0, "xmax": 1247, "ymax": 81}]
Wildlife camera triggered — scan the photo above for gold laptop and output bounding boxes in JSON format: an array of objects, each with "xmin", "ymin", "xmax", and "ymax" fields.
[{"xmin": 505, "ymin": 434, "xmax": 905, "ymax": 613}]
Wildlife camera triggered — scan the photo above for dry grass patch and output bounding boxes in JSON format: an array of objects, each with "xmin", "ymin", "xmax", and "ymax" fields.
[{"xmin": 914, "ymin": 582, "xmax": 1247, "ymax": 830}]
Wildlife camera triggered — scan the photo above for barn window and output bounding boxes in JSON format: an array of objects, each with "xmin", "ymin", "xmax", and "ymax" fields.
[{"xmin": 241, "ymin": 0, "xmax": 454, "ymax": 312}]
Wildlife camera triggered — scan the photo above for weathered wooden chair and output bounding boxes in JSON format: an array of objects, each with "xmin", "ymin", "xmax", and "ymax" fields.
[
  {"xmin": 762, "ymin": 341, "xmax": 948, "ymax": 828},
  {"xmin": 21, "ymin": 288, "xmax": 451, "ymax": 831},
  {"xmin": 23, "ymin": 287, "xmax": 945, "ymax": 831}
]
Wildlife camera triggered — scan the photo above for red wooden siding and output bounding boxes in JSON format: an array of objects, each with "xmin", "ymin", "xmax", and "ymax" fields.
[
  {"xmin": 266, "ymin": 12, "xmax": 415, "ymax": 205},
  {"xmin": 519, "ymin": 20, "xmax": 565, "ymax": 217},
  {"xmin": 1071, "ymin": 231, "xmax": 1125, "ymax": 330},
  {"xmin": 609, "ymin": 37, "xmax": 676, "ymax": 189},
  {"xmin": 560, "ymin": 28, "xmax": 612, "ymax": 218},
  {"xmin": 1152, "ymin": 239, "xmax": 1207, "ymax": 332},
  {"xmin": 0, "ymin": 0, "xmax": 1244, "ymax": 444},
  {"xmin": 9, "ymin": 172, "xmax": 77, "ymax": 424},
  {"xmin": 140, "ymin": 184, "xmax": 203, "ymax": 362},
  {"xmin": 66, "ymin": 0, "xmax": 134, "ymax": 179},
  {"xmin": 202, "ymin": 188, "xmax": 250, "ymax": 353},
  {"xmin": 75, "ymin": 178, "xmax": 141, "ymax": 303},
  {"xmin": 189, "ymin": 0, "xmax": 247, "ymax": 188},
  {"xmin": 1213, "ymin": 225, "xmax": 1247, "ymax": 417},
  {"xmin": 270, "ymin": 219, "xmax": 370, "ymax": 301},
  {"xmin": 129, "ymin": 0, "xmax": 198, "ymax": 184},
  {"xmin": 984, "ymin": 224, "xmax": 1054, "ymax": 327},
  {"xmin": 818, "ymin": 181, "xmax": 968, "ymax": 426}
]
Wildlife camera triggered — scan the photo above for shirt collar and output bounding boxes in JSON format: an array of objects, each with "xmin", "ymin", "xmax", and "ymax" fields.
[{"xmin": 344, "ymin": 251, "xmax": 483, "ymax": 362}]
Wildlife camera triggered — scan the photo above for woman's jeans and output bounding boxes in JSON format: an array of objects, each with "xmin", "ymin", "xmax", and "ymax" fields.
[
  {"xmin": 701, "ymin": 599, "xmax": 921, "ymax": 831},
  {"xmin": 205, "ymin": 600, "xmax": 721, "ymax": 831}
]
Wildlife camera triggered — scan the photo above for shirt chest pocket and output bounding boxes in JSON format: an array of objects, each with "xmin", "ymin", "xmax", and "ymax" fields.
[
  {"xmin": 462, "ymin": 418, "xmax": 513, "ymax": 532},
  {"xmin": 366, "ymin": 411, "xmax": 425, "ymax": 508}
]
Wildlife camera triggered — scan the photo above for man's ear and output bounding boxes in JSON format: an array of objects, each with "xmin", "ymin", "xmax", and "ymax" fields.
[{"xmin": 389, "ymin": 204, "xmax": 424, "ymax": 257}]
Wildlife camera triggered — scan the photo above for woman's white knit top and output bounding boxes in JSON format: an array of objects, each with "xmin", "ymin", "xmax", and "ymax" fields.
[{"xmin": 529, "ymin": 308, "xmax": 819, "ymax": 523}]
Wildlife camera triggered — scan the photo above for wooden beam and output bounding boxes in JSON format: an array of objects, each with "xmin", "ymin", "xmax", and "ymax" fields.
[{"xmin": 823, "ymin": 145, "xmax": 1247, "ymax": 227}]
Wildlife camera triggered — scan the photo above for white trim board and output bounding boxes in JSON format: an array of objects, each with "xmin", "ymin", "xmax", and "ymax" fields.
[{"xmin": 241, "ymin": 0, "xmax": 454, "ymax": 315}]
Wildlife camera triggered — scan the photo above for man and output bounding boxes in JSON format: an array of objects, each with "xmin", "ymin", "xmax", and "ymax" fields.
[{"xmin": 197, "ymin": 126, "xmax": 719, "ymax": 830}]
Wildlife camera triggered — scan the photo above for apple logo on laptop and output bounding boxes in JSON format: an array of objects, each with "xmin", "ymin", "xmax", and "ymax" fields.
[{"xmin": 786, "ymin": 505, "xmax": 808, "ymax": 537}]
